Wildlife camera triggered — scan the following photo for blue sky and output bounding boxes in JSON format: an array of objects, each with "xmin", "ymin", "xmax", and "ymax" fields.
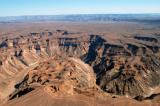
[{"xmin": 0, "ymin": 0, "xmax": 160, "ymax": 16}]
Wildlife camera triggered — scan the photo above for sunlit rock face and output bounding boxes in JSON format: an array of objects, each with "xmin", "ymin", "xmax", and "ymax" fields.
[{"xmin": 9, "ymin": 57, "xmax": 98, "ymax": 98}]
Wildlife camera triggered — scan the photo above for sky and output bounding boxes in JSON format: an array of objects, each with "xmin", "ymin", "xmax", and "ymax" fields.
[{"xmin": 0, "ymin": 0, "xmax": 160, "ymax": 16}]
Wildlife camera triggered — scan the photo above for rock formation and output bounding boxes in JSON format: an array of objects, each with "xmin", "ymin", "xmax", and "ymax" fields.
[
  {"xmin": 83, "ymin": 34, "xmax": 160, "ymax": 98},
  {"xmin": 0, "ymin": 29, "xmax": 160, "ymax": 106}
]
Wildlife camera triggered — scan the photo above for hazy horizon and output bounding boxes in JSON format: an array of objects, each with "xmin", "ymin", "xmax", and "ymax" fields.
[{"xmin": 0, "ymin": 13, "xmax": 160, "ymax": 17}]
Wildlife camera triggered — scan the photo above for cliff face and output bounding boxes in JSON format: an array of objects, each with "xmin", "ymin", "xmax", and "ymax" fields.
[
  {"xmin": 83, "ymin": 34, "xmax": 160, "ymax": 98},
  {"xmin": 58, "ymin": 37, "xmax": 88, "ymax": 57}
]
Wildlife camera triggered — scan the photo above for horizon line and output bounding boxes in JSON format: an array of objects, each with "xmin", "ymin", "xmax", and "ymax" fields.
[{"xmin": 0, "ymin": 13, "xmax": 160, "ymax": 17}]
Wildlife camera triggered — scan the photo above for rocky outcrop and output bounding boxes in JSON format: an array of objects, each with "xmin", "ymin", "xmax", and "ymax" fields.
[{"xmin": 8, "ymin": 57, "xmax": 102, "ymax": 100}]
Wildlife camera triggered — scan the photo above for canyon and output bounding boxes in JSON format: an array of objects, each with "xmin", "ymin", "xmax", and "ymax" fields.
[{"xmin": 0, "ymin": 21, "xmax": 160, "ymax": 106}]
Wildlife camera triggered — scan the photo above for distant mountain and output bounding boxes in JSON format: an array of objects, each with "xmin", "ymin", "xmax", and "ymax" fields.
[{"xmin": 0, "ymin": 14, "xmax": 160, "ymax": 23}]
